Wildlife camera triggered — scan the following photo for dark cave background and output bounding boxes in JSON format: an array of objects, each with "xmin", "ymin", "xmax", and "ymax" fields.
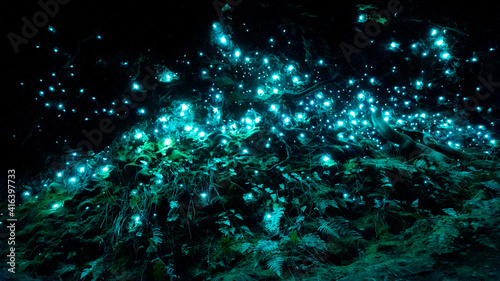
[{"xmin": 2, "ymin": 0, "xmax": 499, "ymax": 183}]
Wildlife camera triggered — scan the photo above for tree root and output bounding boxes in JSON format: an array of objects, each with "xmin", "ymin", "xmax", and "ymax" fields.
[{"xmin": 370, "ymin": 109, "xmax": 467, "ymax": 168}]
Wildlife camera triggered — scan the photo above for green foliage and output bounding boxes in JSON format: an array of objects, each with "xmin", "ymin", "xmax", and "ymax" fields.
[
  {"xmin": 147, "ymin": 226, "xmax": 163, "ymax": 253},
  {"xmin": 299, "ymin": 233, "xmax": 327, "ymax": 253},
  {"xmin": 289, "ymin": 230, "xmax": 299, "ymax": 246},
  {"xmin": 152, "ymin": 259, "xmax": 178, "ymax": 280},
  {"xmin": 266, "ymin": 255, "xmax": 284, "ymax": 277},
  {"xmin": 254, "ymin": 240, "xmax": 279, "ymax": 255},
  {"xmin": 429, "ymin": 216, "xmax": 460, "ymax": 255},
  {"xmin": 80, "ymin": 258, "xmax": 103, "ymax": 281},
  {"xmin": 356, "ymin": 4, "xmax": 387, "ymax": 24},
  {"xmin": 12, "ymin": 50, "xmax": 500, "ymax": 280},
  {"xmin": 254, "ymin": 240, "xmax": 283, "ymax": 277},
  {"xmin": 263, "ymin": 204, "xmax": 285, "ymax": 235},
  {"xmin": 427, "ymin": 197, "xmax": 500, "ymax": 256},
  {"xmin": 318, "ymin": 217, "xmax": 362, "ymax": 241},
  {"xmin": 483, "ymin": 180, "xmax": 500, "ymax": 192}
]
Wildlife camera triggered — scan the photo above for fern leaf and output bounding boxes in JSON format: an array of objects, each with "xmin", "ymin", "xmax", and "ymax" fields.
[
  {"xmin": 318, "ymin": 219, "xmax": 341, "ymax": 238},
  {"xmin": 80, "ymin": 258, "xmax": 103, "ymax": 281},
  {"xmin": 442, "ymin": 208, "xmax": 458, "ymax": 218},
  {"xmin": 316, "ymin": 199, "xmax": 339, "ymax": 214},
  {"xmin": 429, "ymin": 218, "xmax": 459, "ymax": 254},
  {"xmin": 474, "ymin": 234, "xmax": 499, "ymax": 251},
  {"xmin": 266, "ymin": 255, "xmax": 284, "ymax": 277},
  {"xmin": 239, "ymin": 242, "xmax": 253, "ymax": 254},
  {"xmin": 300, "ymin": 233, "xmax": 327, "ymax": 253},
  {"xmin": 318, "ymin": 217, "xmax": 362, "ymax": 241},
  {"xmin": 484, "ymin": 180, "xmax": 500, "ymax": 192},
  {"xmin": 264, "ymin": 207, "xmax": 285, "ymax": 234},
  {"xmin": 255, "ymin": 240, "xmax": 279, "ymax": 255}
]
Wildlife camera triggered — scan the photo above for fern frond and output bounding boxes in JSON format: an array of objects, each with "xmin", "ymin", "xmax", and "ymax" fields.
[
  {"xmin": 483, "ymin": 180, "xmax": 500, "ymax": 192},
  {"xmin": 474, "ymin": 234, "xmax": 499, "ymax": 251},
  {"xmin": 318, "ymin": 217, "xmax": 346, "ymax": 238},
  {"xmin": 299, "ymin": 233, "xmax": 327, "ymax": 253},
  {"xmin": 255, "ymin": 240, "xmax": 279, "ymax": 255},
  {"xmin": 238, "ymin": 242, "xmax": 253, "ymax": 254},
  {"xmin": 266, "ymin": 255, "xmax": 284, "ymax": 277},
  {"xmin": 152, "ymin": 226, "xmax": 163, "ymax": 244},
  {"xmin": 264, "ymin": 207, "xmax": 285, "ymax": 234},
  {"xmin": 318, "ymin": 220, "xmax": 339, "ymax": 238},
  {"xmin": 318, "ymin": 217, "xmax": 362, "ymax": 241},
  {"xmin": 442, "ymin": 208, "xmax": 458, "ymax": 218},
  {"xmin": 316, "ymin": 199, "xmax": 339, "ymax": 215},
  {"xmin": 80, "ymin": 257, "xmax": 103, "ymax": 281},
  {"xmin": 429, "ymin": 217, "xmax": 459, "ymax": 254}
]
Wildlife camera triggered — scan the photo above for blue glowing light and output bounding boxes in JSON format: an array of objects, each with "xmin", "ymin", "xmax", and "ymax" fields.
[{"xmin": 441, "ymin": 52, "xmax": 450, "ymax": 59}]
